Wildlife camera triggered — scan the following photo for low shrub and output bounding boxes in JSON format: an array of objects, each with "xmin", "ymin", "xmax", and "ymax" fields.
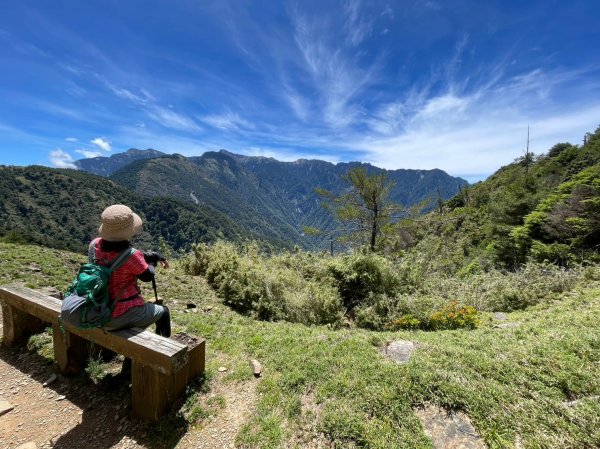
[
  {"xmin": 386, "ymin": 314, "xmax": 421, "ymax": 331},
  {"xmin": 327, "ymin": 253, "xmax": 400, "ymax": 308},
  {"xmin": 185, "ymin": 240, "xmax": 344, "ymax": 326},
  {"xmin": 414, "ymin": 262, "xmax": 584, "ymax": 311},
  {"xmin": 428, "ymin": 301, "xmax": 480, "ymax": 330}
]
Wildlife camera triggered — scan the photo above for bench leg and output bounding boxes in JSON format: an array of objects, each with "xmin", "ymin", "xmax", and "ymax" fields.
[
  {"xmin": 173, "ymin": 339, "xmax": 206, "ymax": 398},
  {"xmin": 188, "ymin": 339, "xmax": 206, "ymax": 379},
  {"xmin": 1, "ymin": 303, "xmax": 46, "ymax": 347},
  {"xmin": 52, "ymin": 323, "xmax": 90, "ymax": 375},
  {"xmin": 131, "ymin": 362, "xmax": 174, "ymax": 421}
]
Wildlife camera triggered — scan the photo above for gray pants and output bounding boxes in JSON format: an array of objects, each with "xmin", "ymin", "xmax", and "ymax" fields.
[{"xmin": 104, "ymin": 303, "xmax": 167, "ymax": 331}]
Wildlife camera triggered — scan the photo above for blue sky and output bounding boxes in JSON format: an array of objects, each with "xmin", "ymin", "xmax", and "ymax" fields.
[{"xmin": 0, "ymin": 0, "xmax": 599, "ymax": 182}]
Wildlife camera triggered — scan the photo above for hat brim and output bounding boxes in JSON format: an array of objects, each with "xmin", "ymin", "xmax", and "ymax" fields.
[{"xmin": 98, "ymin": 212, "xmax": 143, "ymax": 242}]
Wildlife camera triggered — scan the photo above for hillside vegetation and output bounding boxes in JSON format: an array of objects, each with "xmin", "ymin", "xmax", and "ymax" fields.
[
  {"xmin": 1, "ymin": 241, "xmax": 598, "ymax": 448},
  {"xmin": 400, "ymin": 127, "xmax": 600, "ymax": 273},
  {"xmin": 178, "ymin": 127, "xmax": 600, "ymax": 331},
  {"xmin": 0, "ymin": 165, "xmax": 255, "ymax": 252}
]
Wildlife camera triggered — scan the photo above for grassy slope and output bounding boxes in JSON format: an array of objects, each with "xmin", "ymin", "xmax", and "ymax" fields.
[{"xmin": 0, "ymin": 242, "xmax": 598, "ymax": 448}]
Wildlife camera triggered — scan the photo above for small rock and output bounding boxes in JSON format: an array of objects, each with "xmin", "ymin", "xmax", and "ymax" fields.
[
  {"xmin": 28, "ymin": 264, "xmax": 42, "ymax": 273},
  {"xmin": 56, "ymin": 395, "xmax": 66, "ymax": 401},
  {"xmin": 43, "ymin": 374, "xmax": 58, "ymax": 387},
  {"xmin": 416, "ymin": 405, "xmax": 487, "ymax": 449},
  {"xmin": 383, "ymin": 340, "xmax": 416, "ymax": 364},
  {"xmin": 218, "ymin": 366, "xmax": 228, "ymax": 373},
  {"xmin": 249, "ymin": 359, "xmax": 262, "ymax": 377},
  {"xmin": 16, "ymin": 443, "xmax": 37, "ymax": 449},
  {"xmin": 0, "ymin": 397, "xmax": 15, "ymax": 416},
  {"xmin": 493, "ymin": 312, "xmax": 508, "ymax": 321}
]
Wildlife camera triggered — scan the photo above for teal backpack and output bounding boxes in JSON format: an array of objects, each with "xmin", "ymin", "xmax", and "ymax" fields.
[{"xmin": 61, "ymin": 239, "xmax": 135, "ymax": 329}]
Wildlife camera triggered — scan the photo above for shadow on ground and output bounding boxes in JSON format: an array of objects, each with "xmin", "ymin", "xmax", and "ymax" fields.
[{"xmin": 0, "ymin": 331, "xmax": 195, "ymax": 449}]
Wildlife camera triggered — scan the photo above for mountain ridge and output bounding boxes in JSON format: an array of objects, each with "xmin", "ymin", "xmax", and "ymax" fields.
[
  {"xmin": 106, "ymin": 150, "xmax": 467, "ymax": 248},
  {"xmin": 74, "ymin": 148, "xmax": 165, "ymax": 176}
]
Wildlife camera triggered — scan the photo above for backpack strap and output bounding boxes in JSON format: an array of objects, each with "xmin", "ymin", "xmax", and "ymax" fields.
[
  {"xmin": 108, "ymin": 247, "xmax": 136, "ymax": 274},
  {"xmin": 106, "ymin": 247, "xmax": 136, "ymax": 304},
  {"xmin": 88, "ymin": 238, "xmax": 100, "ymax": 263}
]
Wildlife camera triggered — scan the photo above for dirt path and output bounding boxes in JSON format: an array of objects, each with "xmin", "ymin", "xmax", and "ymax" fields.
[
  {"xmin": 0, "ymin": 342, "xmax": 148, "ymax": 449},
  {"xmin": 177, "ymin": 381, "xmax": 258, "ymax": 449},
  {"xmin": 0, "ymin": 316, "xmax": 258, "ymax": 449}
]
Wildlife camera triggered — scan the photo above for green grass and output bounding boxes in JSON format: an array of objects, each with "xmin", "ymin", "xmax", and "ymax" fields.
[{"xmin": 1, "ymin": 241, "xmax": 599, "ymax": 448}]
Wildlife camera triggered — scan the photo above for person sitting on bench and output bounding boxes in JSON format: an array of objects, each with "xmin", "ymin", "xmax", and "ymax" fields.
[{"xmin": 92, "ymin": 204, "xmax": 171, "ymax": 338}]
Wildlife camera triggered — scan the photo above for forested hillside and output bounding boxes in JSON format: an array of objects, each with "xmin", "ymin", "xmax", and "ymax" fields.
[
  {"xmin": 0, "ymin": 166, "xmax": 259, "ymax": 252},
  {"xmin": 398, "ymin": 126, "xmax": 600, "ymax": 274}
]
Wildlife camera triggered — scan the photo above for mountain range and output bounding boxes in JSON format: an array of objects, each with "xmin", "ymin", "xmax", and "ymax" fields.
[
  {"xmin": 105, "ymin": 149, "xmax": 467, "ymax": 248},
  {"xmin": 0, "ymin": 148, "xmax": 467, "ymax": 252}
]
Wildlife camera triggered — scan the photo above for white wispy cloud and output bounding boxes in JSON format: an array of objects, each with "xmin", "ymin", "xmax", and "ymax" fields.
[
  {"xmin": 90, "ymin": 137, "xmax": 111, "ymax": 152},
  {"xmin": 49, "ymin": 149, "xmax": 77, "ymax": 168},
  {"xmin": 75, "ymin": 149, "xmax": 103, "ymax": 158},
  {"xmin": 241, "ymin": 146, "xmax": 341, "ymax": 163},
  {"xmin": 146, "ymin": 106, "xmax": 203, "ymax": 132},
  {"xmin": 104, "ymin": 81, "xmax": 155, "ymax": 105},
  {"xmin": 348, "ymin": 65, "xmax": 600, "ymax": 177},
  {"xmin": 65, "ymin": 137, "xmax": 78, "ymax": 142},
  {"xmin": 282, "ymin": 88, "xmax": 311, "ymax": 122},
  {"xmin": 344, "ymin": 0, "xmax": 374, "ymax": 46},
  {"xmin": 292, "ymin": 11, "xmax": 378, "ymax": 128},
  {"xmin": 198, "ymin": 110, "xmax": 254, "ymax": 131}
]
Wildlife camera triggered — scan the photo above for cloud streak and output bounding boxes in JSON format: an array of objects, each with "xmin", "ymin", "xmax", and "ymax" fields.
[
  {"xmin": 49, "ymin": 149, "xmax": 77, "ymax": 168},
  {"xmin": 75, "ymin": 149, "xmax": 103, "ymax": 158},
  {"xmin": 198, "ymin": 110, "xmax": 254, "ymax": 131},
  {"xmin": 90, "ymin": 137, "xmax": 111, "ymax": 152}
]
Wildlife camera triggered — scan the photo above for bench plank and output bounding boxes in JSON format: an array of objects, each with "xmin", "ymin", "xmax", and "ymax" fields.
[{"xmin": 0, "ymin": 286, "xmax": 188, "ymax": 374}]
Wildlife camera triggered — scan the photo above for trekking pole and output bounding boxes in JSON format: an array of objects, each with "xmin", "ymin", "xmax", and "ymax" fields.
[{"xmin": 152, "ymin": 276, "xmax": 162, "ymax": 305}]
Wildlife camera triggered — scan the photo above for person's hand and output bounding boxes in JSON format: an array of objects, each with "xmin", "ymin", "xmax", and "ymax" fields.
[{"xmin": 142, "ymin": 251, "xmax": 168, "ymax": 268}]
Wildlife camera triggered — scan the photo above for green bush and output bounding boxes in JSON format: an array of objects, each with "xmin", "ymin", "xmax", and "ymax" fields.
[
  {"xmin": 327, "ymin": 253, "xmax": 400, "ymax": 308},
  {"xmin": 530, "ymin": 241, "xmax": 573, "ymax": 265},
  {"xmin": 354, "ymin": 293, "xmax": 401, "ymax": 330}
]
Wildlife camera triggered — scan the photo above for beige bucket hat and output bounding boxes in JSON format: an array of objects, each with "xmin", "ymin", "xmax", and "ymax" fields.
[{"xmin": 98, "ymin": 204, "xmax": 143, "ymax": 242}]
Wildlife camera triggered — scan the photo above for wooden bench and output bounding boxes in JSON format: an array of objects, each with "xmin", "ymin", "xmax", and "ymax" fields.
[{"xmin": 0, "ymin": 286, "xmax": 205, "ymax": 421}]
